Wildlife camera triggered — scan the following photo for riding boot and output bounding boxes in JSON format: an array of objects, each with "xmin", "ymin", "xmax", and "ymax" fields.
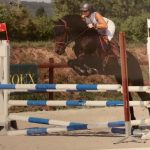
[
  {"xmin": 99, "ymin": 36, "xmax": 110, "ymax": 52},
  {"xmin": 99, "ymin": 36, "xmax": 111, "ymax": 70}
]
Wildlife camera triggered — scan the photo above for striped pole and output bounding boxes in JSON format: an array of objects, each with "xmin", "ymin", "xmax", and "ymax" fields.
[
  {"xmin": 0, "ymin": 84, "xmax": 150, "ymax": 92},
  {"xmin": 0, "ymin": 84, "xmax": 121, "ymax": 90},
  {"xmin": 8, "ymin": 114, "xmax": 125, "ymax": 128},
  {"xmin": 7, "ymin": 117, "xmax": 150, "ymax": 136},
  {"xmin": 8, "ymin": 100, "xmax": 150, "ymax": 107},
  {"xmin": 7, "ymin": 127, "xmax": 85, "ymax": 136},
  {"xmin": 8, "ymin": 127, "xmax": 126, "ymax": 136},
  {"xmin": 9, "ymin": 114, "xmax": 150, "ymax": 127}
]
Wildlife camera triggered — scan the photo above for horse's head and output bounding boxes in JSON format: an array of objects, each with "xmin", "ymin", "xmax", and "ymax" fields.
[
  {"xmin": 53, "ymin": 19, "xmax": 69, "ymax": 55},
  {"xmin": 53, "ymin": 15, "xmax": 89, "ymax": 55}
]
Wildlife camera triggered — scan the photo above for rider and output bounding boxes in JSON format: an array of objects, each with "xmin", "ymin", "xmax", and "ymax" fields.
[{"xmin": 80, "ymin": 2, "xmax": 120, "ymax": 57}]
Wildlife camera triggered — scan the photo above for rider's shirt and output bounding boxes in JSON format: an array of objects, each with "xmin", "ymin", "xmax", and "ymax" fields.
[
  {"xmin": 84, "ymin": 12, "xmax": 115, "ymax": 41},
  {"xmin": 84, "ymin": 12, "xmax": 109, "ymax": 26}
]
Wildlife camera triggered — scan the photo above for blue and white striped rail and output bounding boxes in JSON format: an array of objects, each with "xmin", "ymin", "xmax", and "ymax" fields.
[
  {"xmin": 111, "ymin": 127, "xmax": 126, "ymax": 134},
  {"xmin": 110, "ymin": 127, "xmax": 143, "ymax": 136},
  {"xmin": 7, "ymin": 117, "xmax": 150, "ymax": 136},
  {"xmin": 9, "ymin": 114, "xmax": 150, "ymax": 127},
  {"xmin": 7, "ymin": 118, "xmax": 125, "ymax": 136},
  {"xmin": 9, "ymin": 127, "xmax": 128, "ymax": 136},
  {"xmin": 9, "ymin": 114, "xmax": 125, "ymax": 128},
  {"xmin": 110, "ymin": 127, "xmax": 141, "ymax": 135},
  {"xmin": 7, "ymin": 127, "xmax": 127, "ymax": 136},
  {"xmin": 0, "ymin": 84, "xmax": 121, "ymax": 90},
  {"xmin": 9, "ymin": 89, "xmax": 120, "ymax": 93},
  {"xmin": 7, "ymin": 127, "xmax": 85, "ymax": 136},
  {"xmin": 0, "ymin": 84, "xmax": 150, "ymax": 92},
  {"xmin": 8, "ymin": 100, "xmax": 150, "ymax": 107}
]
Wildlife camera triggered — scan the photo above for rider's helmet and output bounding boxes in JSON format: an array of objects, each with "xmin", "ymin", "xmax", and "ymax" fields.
[{"xmin": 80, "ymin": 2, "xmax": 94, "ymax": 13}]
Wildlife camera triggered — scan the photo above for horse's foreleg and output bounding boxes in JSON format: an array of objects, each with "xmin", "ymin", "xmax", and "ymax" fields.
[{"xmin": 65, "ymin": 47, "xmax": 77, "ymax": 60}]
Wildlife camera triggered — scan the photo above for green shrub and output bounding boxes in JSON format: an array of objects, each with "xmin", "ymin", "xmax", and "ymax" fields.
[{"xmin": 120, "ymin": 13, "xmax": 150, "ymax": 42}]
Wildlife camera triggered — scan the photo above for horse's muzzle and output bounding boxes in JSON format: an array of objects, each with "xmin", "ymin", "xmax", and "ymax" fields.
[{"xmin": 54, "ymin": 47, "xmax": 65, "ymax": 55}]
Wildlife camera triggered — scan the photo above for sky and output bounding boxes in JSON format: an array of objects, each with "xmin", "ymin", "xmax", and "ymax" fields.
[{"xmin": 21, "ymin": 0, "xmax": 52, "ymax": 3}]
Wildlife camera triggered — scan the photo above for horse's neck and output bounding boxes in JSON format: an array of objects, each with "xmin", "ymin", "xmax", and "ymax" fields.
[{"xmin": 64, "ymin": 15, "xmax": 88, "ymax": 37}]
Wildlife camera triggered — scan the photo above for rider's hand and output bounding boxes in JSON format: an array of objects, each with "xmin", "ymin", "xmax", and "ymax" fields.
[
  {"xmin": 81, "ymin": 15, "xmax": 86, "ymax": 21},
  {"xmin": 81, "ymin": 15, "xmax": 86, "ymax": 19},
  {"xmin": 88, "ymin": 23, "xmax": 94, "ymax": 28}
]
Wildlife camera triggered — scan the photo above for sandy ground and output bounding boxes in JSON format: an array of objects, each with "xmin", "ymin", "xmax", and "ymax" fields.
[{"xmin": 0, "ymin": 107, "xmax": 150, "ymax": 150}]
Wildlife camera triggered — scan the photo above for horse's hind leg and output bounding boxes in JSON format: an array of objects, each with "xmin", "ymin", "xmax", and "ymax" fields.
[
  {"xmin": 114, "ymin": 69, "xmax": 136, "ymax": 121},
  {"xmin": 129, "ymin": 93, "xmax": 136, "ymax": 120}
]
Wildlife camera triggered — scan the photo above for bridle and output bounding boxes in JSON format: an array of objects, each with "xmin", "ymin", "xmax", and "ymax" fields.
[
  {"xmin": 54, "ymin": 19, "xmax": 69, "ymax": 46},
  {"xmin": 54, "ymin": 19, "xmax": 89, "ymax": 47}
]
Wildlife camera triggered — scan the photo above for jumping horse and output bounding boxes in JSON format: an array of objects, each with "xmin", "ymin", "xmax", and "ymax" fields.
[{"xmin": 53, "ymin": 14, "xmax": 150, "ymax": 123}]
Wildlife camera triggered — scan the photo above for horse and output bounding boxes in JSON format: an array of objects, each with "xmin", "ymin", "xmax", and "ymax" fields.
[{"xmin": 53, "ymin": 14, "xmax": 150, "ymax": 123}]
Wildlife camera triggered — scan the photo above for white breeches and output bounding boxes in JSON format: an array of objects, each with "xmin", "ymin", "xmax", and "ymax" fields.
[{"xmin": 106, "ymin": 19, "xmax": 116, "ymax": 41}]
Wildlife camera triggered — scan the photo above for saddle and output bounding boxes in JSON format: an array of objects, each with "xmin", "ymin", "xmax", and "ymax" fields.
[{"xmin": 99, "ymin": 36, "xmax": 120, "ymax": 57}]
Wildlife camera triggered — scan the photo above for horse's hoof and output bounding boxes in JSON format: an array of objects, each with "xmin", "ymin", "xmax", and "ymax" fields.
[
  {"xmin": 10, "ymin": 120, "xmax": 18, "ymax": 130},
  {"xmin": 132, "ymin": 125, "xmax": 140, "ymax": 130}
]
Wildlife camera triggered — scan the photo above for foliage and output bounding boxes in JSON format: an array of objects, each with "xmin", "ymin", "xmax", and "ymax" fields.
[
  {"xmin": 0, "ymin": 4, "xmax": 53, "ymax": 41},
  {"xmin": 52, "ymin": 0, "xmax": 150, "ymax": 42},
  {"xmin": 35, "ymin": 6, "xmax": 47, "ymax": 17},
  {"xmin": 121, "ymin": 13, "xmax": 150, "ymax": 42},
  {"xmin": 0, "ymin": 0, "xmax": 150, "ymax": 42}
]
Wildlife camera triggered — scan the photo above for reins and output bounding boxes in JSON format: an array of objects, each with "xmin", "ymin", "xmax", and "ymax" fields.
[{"xmin": 55, "ymin": 19, "xmax": 89, "ymax": 46}]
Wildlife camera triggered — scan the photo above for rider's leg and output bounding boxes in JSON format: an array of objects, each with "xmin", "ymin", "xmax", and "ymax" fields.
[
  {"xmin": 99, "ymin": 35, "xmax": 110, "ymax": 52},
  {"xmin": 109, "ymin": 38, "xmax": 120, "ymax": 57},
  {"xmin": 106, "ymin": 20, "xmax": 120, "ymax": 58}
]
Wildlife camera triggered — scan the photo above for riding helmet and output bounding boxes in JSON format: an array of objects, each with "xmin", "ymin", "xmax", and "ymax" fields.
[{"xmin": 80, "ymin": 3, "xmax": 93, "ymax": 12}]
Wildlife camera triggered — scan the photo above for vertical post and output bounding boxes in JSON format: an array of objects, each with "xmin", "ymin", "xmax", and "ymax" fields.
[
  {"xmin": 147, "ymin": 19, "xmax": 150, "ymax": 82},
  {"xmin": 0, "ymin": 41, "xmax": 10, "ymax": 131},
  {"xmin": 0, "ymin": 41, "xmax": 5, "ymax": 127},
  {"xmin": 119, "ymin": 32, "xmax": 131, "ymax": 137},
  {"xmin": 4, "ymin": 41, "xmax": 10, "ymax": 131},
  {"xmin": 48, "ymin": 58, "xmax": 54, "ymax": 100}
]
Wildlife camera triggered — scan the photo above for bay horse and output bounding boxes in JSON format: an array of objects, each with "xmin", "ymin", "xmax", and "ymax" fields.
[{"xmin": 53, "ymin": 14, "xmax": 150, "ymax": 123}]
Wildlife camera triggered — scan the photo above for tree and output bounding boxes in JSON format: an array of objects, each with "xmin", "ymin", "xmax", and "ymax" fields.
[{"xmin": 36, "ymin": 6, "xmax": 47, "ymax": 17}]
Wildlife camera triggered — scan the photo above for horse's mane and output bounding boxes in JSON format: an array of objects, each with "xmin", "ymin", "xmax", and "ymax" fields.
[
  {"xmin": 62, "ymin": 14, "xmax": 81, "ymax": 20},
  {"xmin": 62, "ymin": 14, "xmax": 88, "ymax": 32}
]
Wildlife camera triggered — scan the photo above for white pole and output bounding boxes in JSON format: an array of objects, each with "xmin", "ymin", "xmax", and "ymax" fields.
[
  {"xmin": 4, "ymin": 41, "xmax": 10, "ymax": 131},
  {"xmin": 0, "ymin": 41, "xmax": 9, "ymax": 129},
  {"xmin": 0, "ymin": 41, "xmax": 4, "ymax": 127},
  {"xmin": 0, "ymin": 41, "xmax": 10, "ymax": 132},
  {"xmin": 147, "ymin": 19, "xmax": 150, "ymax": 81}
]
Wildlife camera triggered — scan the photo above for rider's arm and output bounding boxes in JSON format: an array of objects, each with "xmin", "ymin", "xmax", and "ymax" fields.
[{"xmin": 95, "ymin": 12, "xmax": 108, "ymax": 29}]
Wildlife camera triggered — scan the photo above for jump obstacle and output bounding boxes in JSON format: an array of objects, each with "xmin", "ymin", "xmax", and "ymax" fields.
[{"xmin": 0, "ymin": 19, "xmax": 150, "ymax": 139}]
